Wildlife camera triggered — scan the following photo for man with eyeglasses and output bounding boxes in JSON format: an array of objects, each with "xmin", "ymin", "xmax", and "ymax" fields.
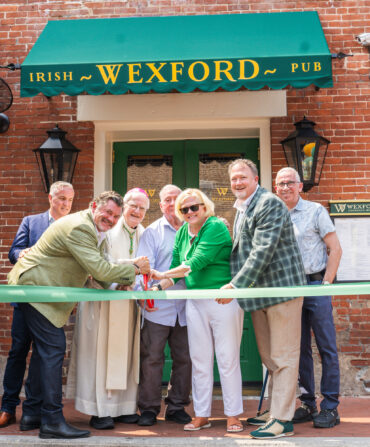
[
  {"xmin": 135, "ymin": 185, "xmax": 192, "ymax": 427},
  {"xmin": 275, "ymin": 167, "xmax": 342, "ymax": 429},
  {"xmin": 67, "ymin": 188, "xmax": 150, "ymax": 430}
]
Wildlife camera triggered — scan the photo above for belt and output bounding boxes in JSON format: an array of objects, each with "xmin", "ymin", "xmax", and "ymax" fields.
[{"xmin": 307, "ymin": 270, "xmax": 326, "ymax": 282}]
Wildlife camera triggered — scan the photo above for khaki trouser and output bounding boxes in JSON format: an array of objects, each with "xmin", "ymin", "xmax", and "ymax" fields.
[{"xmin": 251, "ymin": 297, "xmax": 303, "ymax": 421}]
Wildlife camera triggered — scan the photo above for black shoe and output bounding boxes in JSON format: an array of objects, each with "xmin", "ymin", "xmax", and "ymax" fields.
[
  {"xmin": 89, "ymin": 416, "xmax": 115, "ymax": 430},
  {"xmin": 165, "ymin": 409, "xmax": 192, "ymax": 424},
  {"xmin": 138, "ymin": 411, "xmax": 157, "ymax": 426},
  {"xmin": 20, "ymin": 414, "xmax": 41, "ymax": 431},
  {"xmin": 313, "ymin": 408, "xmax": 340, "ymax": 428},
  {"xmin": 113, "ymin": 413, "xmax": 139, "ymax": 424},
  {"xmin": 39, "ymin": 420, "xmax": 90, "ymax": 439},
  {"xmin": 292, "ymin": 403, "xmax": 318, "ymax": 424}
]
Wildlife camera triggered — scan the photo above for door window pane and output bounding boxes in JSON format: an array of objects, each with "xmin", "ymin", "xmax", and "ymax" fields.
[
  {"xmin": 127, "ymin": 155, "xmax": 172, "ymax": 227},
  {"xmin": 199, "ymin": 153, "xmax": 243, "ymax": 233}
]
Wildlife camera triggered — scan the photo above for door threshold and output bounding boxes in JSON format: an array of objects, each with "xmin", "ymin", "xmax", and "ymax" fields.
[{"xmin": 161, "ymin": 384, "xmax": 262, "ymax": 397}]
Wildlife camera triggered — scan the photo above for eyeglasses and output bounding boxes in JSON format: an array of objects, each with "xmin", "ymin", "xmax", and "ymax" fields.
[
  {"xmin": 127, "ymin": 202, "xmax": 147, "ymax": 212},
  {"xmin": 179, "ymin": 203, "xmax": 204, "ymax": 215},
  {"xmin": 276, "ymin": 181, "xmax": 298, "ymax": 189}
]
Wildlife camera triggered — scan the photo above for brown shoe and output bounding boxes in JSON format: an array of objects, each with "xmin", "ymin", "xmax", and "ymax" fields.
[{"xmin": 0, "ymin": 411, "xmax": 16, "ymax": 428}]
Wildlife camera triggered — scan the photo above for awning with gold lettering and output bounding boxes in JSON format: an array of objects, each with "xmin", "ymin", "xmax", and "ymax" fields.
[{"xmin": 20, "ymin": 11, "xmax": 333, "ymax": 97}]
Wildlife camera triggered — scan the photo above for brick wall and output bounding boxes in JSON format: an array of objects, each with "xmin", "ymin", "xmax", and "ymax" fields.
[{"xmin": 0, "ymin": 0, "xmax": 369, "ymax": 395}]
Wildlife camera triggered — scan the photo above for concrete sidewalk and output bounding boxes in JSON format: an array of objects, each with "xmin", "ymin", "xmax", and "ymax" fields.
[
  {"xmin": 0, "ymin": 437, "xmax": 369, "ymax": 447},
  {"xmin": 0, "ymin": 397, "xmax": 369, "ymax": 446}
]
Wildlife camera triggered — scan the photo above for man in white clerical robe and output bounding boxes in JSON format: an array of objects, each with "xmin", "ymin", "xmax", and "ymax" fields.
[{"xmin": 67, "ymin": 188, "xmax": 150, "ymax": 430}]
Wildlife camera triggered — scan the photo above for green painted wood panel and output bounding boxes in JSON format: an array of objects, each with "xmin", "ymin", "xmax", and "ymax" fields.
[{"xmin": 113, "ymin": 138, "xmax": 262, "ymax": 384}]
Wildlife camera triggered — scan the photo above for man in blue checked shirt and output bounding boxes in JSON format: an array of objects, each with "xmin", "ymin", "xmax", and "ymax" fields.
[
  {"xmin": 276, "ymin": 167, "xmax": 342, "ymax": 429},
  {"xmin": 135, "ymin": 185, "xmax": 192, "ymax": 427}
]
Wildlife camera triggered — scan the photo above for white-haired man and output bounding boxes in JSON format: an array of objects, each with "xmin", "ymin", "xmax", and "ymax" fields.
[
  {"xmin": 275, "ymin": 167, "xmax": 342, "ymax": 429},
  {"xmin": 67, "ymin": 188, "xmax": 150, "ymax": 430},
  {"xmin": 136, "ymin": 185, "xmax": 192, "ymax": 427}
]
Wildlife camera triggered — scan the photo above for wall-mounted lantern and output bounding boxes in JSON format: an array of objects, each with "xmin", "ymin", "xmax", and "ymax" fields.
[
  {"xmin": 280, "ymin": 117, "xmax": 330, "ymax": 192},
  {"xmin": 34, "ymin": 125, "xmax": 80, "ymax": 193}
]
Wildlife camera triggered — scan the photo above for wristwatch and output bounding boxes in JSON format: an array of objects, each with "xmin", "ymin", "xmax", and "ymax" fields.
[{"xmin": 155, "ymin": 283, "xmax": 163, "ymax": 290}]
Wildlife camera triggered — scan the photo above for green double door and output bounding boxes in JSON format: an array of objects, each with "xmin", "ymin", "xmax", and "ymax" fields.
[{"xmin": 113, "ymin": 138, "xmax": 262, "ymax": 385}]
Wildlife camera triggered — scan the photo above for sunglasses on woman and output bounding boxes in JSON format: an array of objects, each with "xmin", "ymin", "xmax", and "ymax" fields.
[{"xmin": 179, "ymin": 203, "xmax": 204, "ymax": 215}]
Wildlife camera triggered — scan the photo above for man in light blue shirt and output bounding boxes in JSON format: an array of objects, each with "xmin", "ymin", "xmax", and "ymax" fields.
[
  {"xmin": 275, "ymin": 167, "xmax": 342, "ymax": 430},
  {"xmin": 136, "ymin": 185, "xmax": 191, "ymax": 427}
]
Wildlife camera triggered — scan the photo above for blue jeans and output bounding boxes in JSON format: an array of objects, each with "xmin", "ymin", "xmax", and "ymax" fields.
[
  {"xmin": 18, "ymin": 304, "xmax": 66, "ymax": 424},
  {"xmin": 298, "ymin": 280, "xmax": 340, "ymax": 410}
]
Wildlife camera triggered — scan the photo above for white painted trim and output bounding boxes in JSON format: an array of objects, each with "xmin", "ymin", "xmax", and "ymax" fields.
[
  {"xmin": 78, "ymin": 90, "xmax": 286, "ymax": 122},
  {"xmin": 77, "ymin": 90, "xmax": 287, "ymax": 195}
]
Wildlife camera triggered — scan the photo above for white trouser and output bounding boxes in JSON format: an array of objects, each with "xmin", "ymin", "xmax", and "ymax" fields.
[{"xmin": 186, "ymin": 298, "xmax": 244, "ymax": 417}]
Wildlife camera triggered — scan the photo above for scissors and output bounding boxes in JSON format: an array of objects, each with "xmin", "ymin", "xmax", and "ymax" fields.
[{"xmin": 141, "ymin": 273, "xmax": 154, "ymax": 309}]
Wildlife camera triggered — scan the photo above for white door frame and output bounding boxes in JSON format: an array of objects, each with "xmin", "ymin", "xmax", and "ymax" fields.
[{"xmin": 77, "ymin": 90, "xmax": 287, "ymax": 195}]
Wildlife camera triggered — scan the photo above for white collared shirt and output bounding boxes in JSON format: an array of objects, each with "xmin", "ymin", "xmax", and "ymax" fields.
[{"xmin": 233, "ymin": 184, "xmax": 259, "ymax": 236}]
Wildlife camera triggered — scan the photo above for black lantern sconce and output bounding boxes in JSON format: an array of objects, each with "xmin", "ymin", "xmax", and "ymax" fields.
[
  {"xmin": 280, "ymin": 117, "xmax": 330, "ymax": 192},
  {"xmin": 33, "ymin": 125, "xmax": 80, "ymax": 193}
]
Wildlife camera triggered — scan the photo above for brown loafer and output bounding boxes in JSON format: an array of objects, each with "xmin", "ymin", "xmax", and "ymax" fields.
[{"xmin": 0, "ymin": 411, "xmax": 16, "ymax": 428}]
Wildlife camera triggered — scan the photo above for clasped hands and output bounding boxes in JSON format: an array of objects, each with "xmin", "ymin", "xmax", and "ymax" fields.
[
  {"xmin": 216, "ymin": 283, "xmax": 233, "ymax": 305},
  {"xmin": 151, "ymin": 270, "xmax": 234, "ymax": 306},
  {"xmin": 132, "ymin": 256, "xmax": 150, "ymax": 275}
]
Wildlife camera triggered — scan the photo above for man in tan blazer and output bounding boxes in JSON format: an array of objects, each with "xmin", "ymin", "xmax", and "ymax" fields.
[{"xmin": 8, "ymin": 191, "xmax": 149, "ymax": 440}]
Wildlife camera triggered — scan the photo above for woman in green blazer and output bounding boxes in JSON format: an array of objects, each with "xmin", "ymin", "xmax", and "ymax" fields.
[{"xmin": 151, "ymin": 189, "xmax": 244, "ymax": 433}]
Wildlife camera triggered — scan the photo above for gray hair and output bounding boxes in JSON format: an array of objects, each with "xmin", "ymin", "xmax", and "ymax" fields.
[
  {"xmin": 175, "ymin": 188, "xmax": 215, "ymax": 221},
  {"xmin": 90, "ymin": 191, "xmax": 123, "ymax": 209},
  {"xmin": 228, "ymin": 158, "xmax": 258, "ymax": 177},
  {"xmin": 49, "ymin": 181, "xmax": 73, "ymax": 197},
  {"xmin": 275, "ymin": 167, "xmax": 301, "ymax": 183},
  {"xmin": 159, "ymin": 184, "xmax": 182, "ymax": 201},
  {"xmin": 123, "ymin": 189, "xmax": 150, "ymax": 209}
]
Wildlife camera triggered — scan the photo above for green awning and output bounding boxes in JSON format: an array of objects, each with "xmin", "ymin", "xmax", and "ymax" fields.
[{"xmin": 21, "ymin": 11, "xmax": 332, "ymax": 97}]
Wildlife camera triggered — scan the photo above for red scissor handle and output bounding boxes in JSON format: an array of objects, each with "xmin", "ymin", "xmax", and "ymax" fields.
[{"xmin": 143, "ymin": 274, "xmax": 154, "ymax": 308}]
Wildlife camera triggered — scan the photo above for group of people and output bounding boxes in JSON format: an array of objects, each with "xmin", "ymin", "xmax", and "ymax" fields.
[{"xmin": 0, "ymin": 158, "xmax": 342, "ymax": 440}]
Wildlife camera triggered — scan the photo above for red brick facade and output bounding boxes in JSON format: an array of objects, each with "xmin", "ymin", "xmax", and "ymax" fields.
[{"xmin": 0, "ymin": 1, "xmax": 369, "ymax": 393}]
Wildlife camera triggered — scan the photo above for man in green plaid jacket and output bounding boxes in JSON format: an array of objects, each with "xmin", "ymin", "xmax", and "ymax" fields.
[{"xmin": 220, "ymin": 159, "xmax": 306, "ymax": 440}]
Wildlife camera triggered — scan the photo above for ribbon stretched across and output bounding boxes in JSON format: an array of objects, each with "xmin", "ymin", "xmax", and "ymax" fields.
[{"xmin": 0, "ymin": 283, "xmax": 369, "ymax": 303}]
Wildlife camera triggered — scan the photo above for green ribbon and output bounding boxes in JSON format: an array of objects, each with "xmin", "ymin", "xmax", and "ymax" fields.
[{"xmin": 0, "ymin": 283, "xmax": 369, "ymax": 303}]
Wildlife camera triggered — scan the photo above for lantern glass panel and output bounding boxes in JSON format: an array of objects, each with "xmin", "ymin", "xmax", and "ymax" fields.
[
  {"xmin": 44, "ymin": 152, "xmax": 60, "ymax": 185},
  {"xmin": 314, "ymin": 141, "xmax": 328, "ymax": 185},
  {"xmin": 283, "ymin": 139, "xmax": 298, "ymax": 171},
  {"xmin": 62, "ymin": 151, "xmax": 78, "ymax": 183},
  {"xmin": 297, "ymin": 138, "xmax": 317, "ymax": 183}
]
